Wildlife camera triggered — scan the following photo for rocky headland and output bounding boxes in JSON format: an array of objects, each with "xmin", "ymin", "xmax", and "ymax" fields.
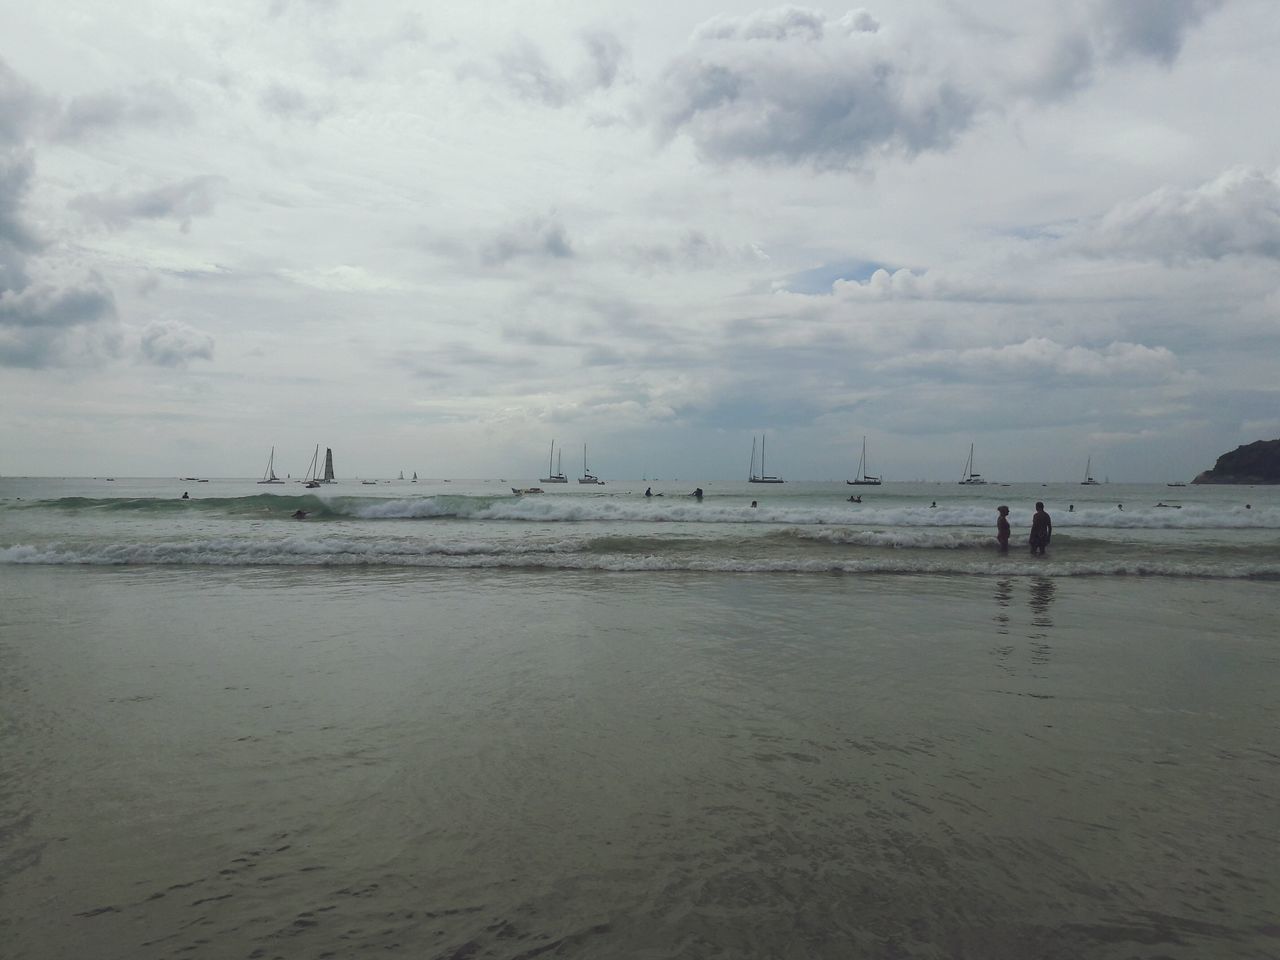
[{"xmin": 1191, "ymin": 438, "xmax": 1280, "ymax": 484}]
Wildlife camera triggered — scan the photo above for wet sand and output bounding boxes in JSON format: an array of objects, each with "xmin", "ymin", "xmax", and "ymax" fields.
[{"xmin": 1, "ymin": 566, "xmax": 1277, "ymax": 959}]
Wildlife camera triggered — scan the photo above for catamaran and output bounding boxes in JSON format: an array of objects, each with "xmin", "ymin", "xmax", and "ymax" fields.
[
  {"xmin": 748, "ymin": 435, "xmax": 784, "ymax": 483},
  {"xmin": 540, "ymin": 440, "xmax": 568, "ymax": 483},
  {"xmin": 302, "ymin": 446, "xmax": 336, "ymax": 487},
  {"xmin": 958, "ymin": 443, "xmax": 987, "ymax": 485},
  {"xmin": 579, "ymin": 444, "xmax": 604, "ymax": 484},
  {"xmin": 258, "ymin": 446, "xmax": 284, "ymax": 484},
  {"xmin": 847, "ymin": 436, "xmax": 881, "ymax": 485}
]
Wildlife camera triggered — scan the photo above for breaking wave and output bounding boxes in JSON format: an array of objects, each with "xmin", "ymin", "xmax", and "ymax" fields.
[
  {"xmin": 3, "ymin": 538, "xmax": 1278, "ymax": 580},
  {"xmin": 12, "ymin": 494, "xmax": 1278, "ymax": 529}
]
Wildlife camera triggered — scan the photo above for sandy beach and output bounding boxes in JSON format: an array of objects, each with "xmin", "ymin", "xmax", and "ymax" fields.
[{"xmin": 2, "ymin": 563, "xmax": 1277, "ymax": 959}]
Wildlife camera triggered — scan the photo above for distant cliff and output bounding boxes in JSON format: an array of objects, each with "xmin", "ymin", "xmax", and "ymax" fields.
[{"xmin": 1192, "ymin": 439, "xmax": 1280, "ymax": 484}]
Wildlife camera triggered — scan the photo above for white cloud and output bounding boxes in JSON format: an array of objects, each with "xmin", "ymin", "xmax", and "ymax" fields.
[
  {"xmin": 831, "ymin": 268, "xmax": 1029, "ymax": 303},
  {"xmin": 881, "ymin": 338, "xmax": 1182, "ymax": 384},
  {"xmin": 278, "ymin": 264, "xmax": 413, "ymax": 293},
  {"xmin": 1083, "ymin": 166, "xmax": 1280, "ymax": 262}
]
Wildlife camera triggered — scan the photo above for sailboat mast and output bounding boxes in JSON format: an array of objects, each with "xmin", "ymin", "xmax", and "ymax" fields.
[
  {"xmin": 549, "ymin": 440, "xmax": 555, "ymax": 476},
  {"xmin": 749, "ymin": 437, "xmax": 757, "ymax": 479}
]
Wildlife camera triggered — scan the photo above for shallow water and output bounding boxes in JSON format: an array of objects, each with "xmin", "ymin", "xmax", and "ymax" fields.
[
  {"xmin": 3, "ymin": 477, "xmax": 1278, "ymax": 580},
  {"xmin": 2, "ymin": 564, "xmax": 1277, "ymax": 959}
]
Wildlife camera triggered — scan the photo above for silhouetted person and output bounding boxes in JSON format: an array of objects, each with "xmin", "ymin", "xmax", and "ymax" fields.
[
  {"xmin": 644, "ymin": 487, "xmax": 652, "ymax": 497},
  {"xmin": 996, "ymin": 505, "xmax": 1010, "ymax": 553},
  {"xmin": 1029, "ymin": 501, "xmax": 1051, "ymax": 556},
  {"xmin": 181, "ymin": 491, "xmax": 189, "ymax": 499},
  {"xmin": 750, "ymin": 500, "xmax": 758, "ymax": 508},
  {"xmin": 292, "ymin": 509, "xmax": 308, "ymax": 519},
  {"xmin": 692, "ymin": 487, "xmax": 703, "ymax": 499}
]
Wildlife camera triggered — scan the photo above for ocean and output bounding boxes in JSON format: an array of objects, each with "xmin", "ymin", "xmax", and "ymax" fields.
[{"xmin": 2, "ymin": 476, "xmax": 1277, "ymax": 959}]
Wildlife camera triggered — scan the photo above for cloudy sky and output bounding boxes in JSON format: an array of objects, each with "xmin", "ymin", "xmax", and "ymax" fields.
[{"xmin": 2, "ymin": 0, "xmax": 1277, "ymax": 482}]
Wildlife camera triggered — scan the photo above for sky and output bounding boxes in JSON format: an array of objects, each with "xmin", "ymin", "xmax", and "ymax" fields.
[{"xmin": 2, "ymin": 0, "xmax": 1278, "ymax": 482}]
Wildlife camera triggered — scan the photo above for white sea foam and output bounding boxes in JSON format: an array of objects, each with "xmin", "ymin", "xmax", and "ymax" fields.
[
  {"xmin": 4, "ymin": 540, "xmax": 1278, "ymax": 579},
  {"xmin": 341, "ymin": 496, "xmax": 1279, "ymax": 529}
]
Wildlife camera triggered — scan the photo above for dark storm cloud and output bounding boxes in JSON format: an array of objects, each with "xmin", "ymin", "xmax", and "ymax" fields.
[
  {"xmin": 1, "ymin": 150, "xmax": 38, "ymax": 284},
  {"xmin": 652, "ymin": 3, "xmax": 1226, "ymax": 168},
  {"xmin": 0, "ymin": 276, "xmax": 118, "ymax": 368},
  {"xmin": 1, "ymin": 101, "xmax": 117, "ymax": 367},
  {"xmin": 1020, "ymin": 0, "xmax": 1226, "ymax": 100},
  {"xmin": 0, "ymin": 58, "xmax": 192, "ymax": 368},
  {"xmin": 488, "ymin": 30, "xmax": 630, "ymax": 107},
  {"xmin": 497, "ymin": 39, "xmax": 571, "ymax": 107},
  {"xmin": 651, "ymin": 9, "xmax": 975, "ymax": 169},
  {"xmin": 480, "ymin": 213, "xmax": 574, "ymax": 265},
  {"xmin": 0, "ymin": 58, "xmax": 49, "ymax": 148},
  {"xmin": 51, "ymin": 83, "xmax": 191, "ymax": 142},
  {"xmin": 70, "ymin": 175, "xmax": 228, "ymax": 233},
  {"xmin": 258, "ymin": 81, "xmax": 332, "ymax": 122},
  {"xmin": 582, "ymin": 30, "xmax": 628, "ymax": 90},
  {"xmin": 139, "ymin": 320, "xmax": 215, "ymax": 367},
  {"xmin": 1099, "ymin": 0, "xmax": 1225, "ymax": 64},
  {"xmin": 625, "ymin": 229, "xmax": 766, "ymax": 272}
]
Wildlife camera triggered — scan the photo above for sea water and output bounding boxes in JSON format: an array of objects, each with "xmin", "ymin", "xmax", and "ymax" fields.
[{"xmin": 1, "ymin": 477, "xmax": 1277, "ymax": 959}]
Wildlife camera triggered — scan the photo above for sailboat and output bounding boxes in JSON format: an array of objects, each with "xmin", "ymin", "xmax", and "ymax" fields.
[
  {"xmin": 398, "ymin": 470, "xmax": 404, "ymax": 481},
  {"xmin": 540, "ymin": 440, "xmax": 568, "ymax": 483},
  {"xmin": 847, "ymin": 436, "xmax": 881, "ymax": 485},
  {"xmin": 1081, "ymin": 456, "xmax": 1100, "ymax": 485},
  {"xmin": 412, "ymin": 471, "xmax": 418, "ymax": 482},
  {"xmin": 748, "ymin": 435, "xmax": 784, "ymax": 483},
  {"xmin": 302, "ymin": 444, "xmax": 322, "ymax": 487},
  {"xmin": 258, "ymin": 446, "xmax": 284, "ymax": 484},
  {"xmin": 579, "ymin": 444, "xmax": 604, "ymax": 484},
  {"xmin": 958, "ymin": 443, "xmax": 986, "ymax": 485}
]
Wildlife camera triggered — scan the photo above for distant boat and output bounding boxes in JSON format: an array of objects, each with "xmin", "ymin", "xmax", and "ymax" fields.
[
  {"xmin": 1081, "ymin": 456, "xmax": 1100, "ymax": 485},
  {"xmin": 958, "ymin": 443, "xmax": 986, "ymax": 485},
  {"xmin": 412, "ymin": 472, "xmax": 418, "ymax": 482},
  {"xmin": 258, "ymin": 446, "xmax": 284, "ymax": 484},
  {"xmin": 540, "ymin": 440, "xmax": 568, "ymax": 483},
  {"xmin": 303, "ymin": 446, "xmax": 336, "ymax": 487},
  {"xmin": 302, "ymin": 445, "xmax": 321, "ymax": 487},
  {"xmin": 361, "ymin": 480, "xmax": 377, "ymax": 485},
  {"xmin": 1166, "ymin": 482, "xmax": 1186, "ymax": 487},
  {"xmin": 748, "ymin": 435, "xmax": 784, "ymax": 484},
  {"xmin": 398, "ymin": 470, "xmax": 404, "ymax": 480},
  {"xmin": 847, "ymin": 436, "xmax": 881, "ymax": 485},
  {"xmin": 579, "ymin": 444, "xmax": 604, "ymax": 484}
]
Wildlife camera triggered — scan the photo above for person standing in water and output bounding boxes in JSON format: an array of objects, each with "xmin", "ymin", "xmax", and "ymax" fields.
[
  {"xmin": 1029, "ymin": 501, "xmax": 1052, "ymax": 556},
  {"xmin": 996, "ymin": 505, "xmax": 1010, "ymax": 553}
]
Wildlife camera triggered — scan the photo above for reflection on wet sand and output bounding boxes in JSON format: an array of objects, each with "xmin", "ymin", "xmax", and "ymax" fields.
[{"xmin": 991, "ymin": 577, "xmax": 1057, "ymax": 676}]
